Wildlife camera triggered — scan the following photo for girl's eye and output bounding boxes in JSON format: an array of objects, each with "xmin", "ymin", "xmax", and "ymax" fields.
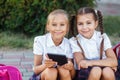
[
  {"xmin": 87, "ymin": 22, "xmax": 91, "ymax": 24},
  {"xmin": 78, "ymin": 23, "xmax": 83, "ymax": 25},
  {"xmin": 60, "ymin": 24, "xmax": 65, "ymax": 26},
  {"xmin": 52, "ymin": 24, "xmax": 57, "ymax": 26}
]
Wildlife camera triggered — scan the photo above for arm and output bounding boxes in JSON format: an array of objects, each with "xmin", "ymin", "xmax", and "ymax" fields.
[
  {"xmin": 62, "ymin": 58, "xmax": 75, "ymax": 79},
  {"xmin": 88, "ymin": 48, "xmax": 118, "ymax": 67},
  {"xmin": 33, "ymin": 37, "xmax": 47, "ymax": 74},
  {"xmin": 68, "ymin": 59, "xmax": 76, "ymax": 79},
  {"xmin": 80, "ymin": 34, "xmax": 118, "ymax": 68},
  {"xmin": 74, "ymin": 52, "xmax": 85, "ymax": 69},
  {"xmin": 33, "ymin": 54, "xmax": 57, "ymax": 74},
  {"xmin": 33, "ymin": 54, "xmax": 46, "ymax": 74}
]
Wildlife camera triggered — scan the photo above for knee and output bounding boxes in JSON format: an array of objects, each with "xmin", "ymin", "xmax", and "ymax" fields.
[
  {"xmin": 102, "ymin": 67, "xmax": 115, "ymax": 79},
  {"xmin": 90, "ymin": 67, "xmax": 102, "ymax": 75},
  {"xmin": 42, "ymin": 68, "xmax": 58, "ymax": 80},
  {"xmin": 63, "ymin": 70, "xmax": 70, "ymax": 78},
  {"xmin": 58, "ymin": 68, "xmax": 71, "ymax": 79},
  {"xmin": 89, "ymin": 67, "xmax": 102, "ymax": 79}
]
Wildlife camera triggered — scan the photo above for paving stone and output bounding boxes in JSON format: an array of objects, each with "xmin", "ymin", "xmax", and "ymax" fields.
[
  {"xmin": 19, "ymin": 68, "xmax": 27, "ymax": 73},
  {"xmin": 0, "ymin": 48, "xmax": 67, "ymax": 79},
  {"xmin": 22, "ymin": 71, "xmax": 33, "ymax": 77},
  {"xmin": 22, "ymin": 76, "xmax": 31, "ymax": 80},
  {"xmin": 0, "ymin": 49, "xmax": 33, "ymax": 79},
  {"xmin": 0, "ymin": 58, "xmax": 21, "ymax": 62},
  {"xmin": 0, "ymin": 56, "xmax": 2, "ymax": 59},
  {"xmin": 21, "ymin": 62, "xmax": 33, "ymax": 65},
  {"xmin": 3, "ymin": 54, "xmax": 24, "ymax": 59},
  {"xmin": 21, "ymin": 58, "xmax": 33, "ymax": 62},
  {"xmin": 0, "ymin": 54, "xmax": 3, "ymax": 59}
]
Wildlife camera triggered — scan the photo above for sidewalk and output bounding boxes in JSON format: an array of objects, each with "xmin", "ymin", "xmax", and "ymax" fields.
[{"xmin": 0, "ymin": 48, "xmax": 33, "ymax": 80}]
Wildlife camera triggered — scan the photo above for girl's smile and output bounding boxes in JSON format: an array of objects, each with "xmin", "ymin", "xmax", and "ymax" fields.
[
  {"xmin": 47, "ymin": 14, "xmax": 68, "ymax": 45},
  {"xmin": 77, "ymin": 13, "xmax": 98, "ymax": 39}
]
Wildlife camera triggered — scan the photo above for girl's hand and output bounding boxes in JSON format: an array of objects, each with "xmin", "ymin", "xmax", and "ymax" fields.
[
  {"xmin": 44, "ymin": 59, "xmax": 57, "ymax": 68},
  {"xmin": 78, "ymin": 60, "xmax": 91, "ymax": 69},
  {"xmin": 44, "ymin": 54, "xmax": 57, "ymax": 68},
  {"xmin": 62, "ymin": 61, "xmax": 74, "ymax": 70}
]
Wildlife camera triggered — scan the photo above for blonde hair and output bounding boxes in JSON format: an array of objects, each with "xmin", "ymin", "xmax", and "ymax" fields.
[{"xmin": 46, "ymin": 9, "xmax": 69, "ymax": 32}]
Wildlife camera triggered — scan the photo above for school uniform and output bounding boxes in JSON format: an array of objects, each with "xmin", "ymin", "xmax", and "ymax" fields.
[
  {"xmin": 30, "ymin": 33, "xmax": 73, "ymax": 80},
  {"xmin": 69, "ymin": 30, "xmax": 112, "ymax": 80},
  {"xmin": 33, "ymin": 33, "xmax": 73, "ymax": 60}
]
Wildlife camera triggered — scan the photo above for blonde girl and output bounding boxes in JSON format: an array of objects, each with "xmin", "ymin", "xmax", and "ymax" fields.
[{"xmin": 31, "ymin": 9, "xmax": 75, "ymax": 80}]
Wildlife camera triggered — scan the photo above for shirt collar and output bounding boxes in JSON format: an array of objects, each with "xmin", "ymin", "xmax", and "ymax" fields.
[
  {"xmin": 78, "ymin": 31, "xmax": 97, "ymax": 41},
  {"xmin": 46, "ymin": 33, "xmax": 55, "ymax": 47},
  {"xmin": 46, "ymin": 33, "xmax": 65, "ymax": 49}
]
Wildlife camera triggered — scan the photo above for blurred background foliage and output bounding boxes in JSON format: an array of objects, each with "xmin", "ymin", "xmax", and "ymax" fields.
[
  {"xmin": 0, "ymin": 0, "xmax": 94, "ymax": 36},
  {"xmin": 0, "ymin": 0, "xmax": 119, "ymax": 48}
]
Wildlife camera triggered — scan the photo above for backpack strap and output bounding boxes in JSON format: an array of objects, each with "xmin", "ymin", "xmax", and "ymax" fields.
[
  {"xmin": 113, "ymin": 42, "xmax": 120, "ymax": 59},
  {"xmin": 0, "ymin": 64, "xmax": 6, "ymax": 66},
  {"xmin": 116, "ymin": 46, "xmax": 120, "ymax": 59}
]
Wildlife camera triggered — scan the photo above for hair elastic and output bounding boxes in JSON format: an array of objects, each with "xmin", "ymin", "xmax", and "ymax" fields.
[
  {"xmin": 94, "ymin": 9, "xmax": 98, "ymax": 14},
  {"xmin": 94, "ymin": 9, "xmax": 98, "ymax": 19}
]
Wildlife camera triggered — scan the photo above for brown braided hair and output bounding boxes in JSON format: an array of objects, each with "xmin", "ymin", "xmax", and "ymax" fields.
[
  {"xmin": 97, "ymin": 10, "xmax": 104, "ymax": 59},
  {"xmin": 97, "ymin": 10, "xmax": 104, "ymax": 35},
  {"xmin": 70, "ymin": 7, "xmax": 104, "ymax": 59}
]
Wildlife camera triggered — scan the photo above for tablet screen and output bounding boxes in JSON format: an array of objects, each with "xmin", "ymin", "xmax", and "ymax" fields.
[{"xmin": 47, "ymin": 53, "xmax": 67, "ymax": 66}]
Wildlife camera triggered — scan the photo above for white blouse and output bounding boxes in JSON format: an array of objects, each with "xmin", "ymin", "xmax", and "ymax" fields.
[
  {"xmin": 33, "ymin": 33, "xmax": 73, "ymax": 63},
  {"xmin": 69, "ymin": 31, "xmax": 112, "ymax": 60}
]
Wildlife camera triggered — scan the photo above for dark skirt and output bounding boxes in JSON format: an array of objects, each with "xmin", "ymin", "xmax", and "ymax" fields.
[
  {"xmin": 73, "ymin": 67, "xmax": 92, "ymax": 80},
  {"xmin": 115, "ymin": 66, "xmax": 120, "ymax": 80},
  {"xmin": 73, "ymin": 66, "xmax": 117, "ymax": 80},
  {"xmin": 29, "ymin": 73, "xmax": 40, "ymax": 80}
]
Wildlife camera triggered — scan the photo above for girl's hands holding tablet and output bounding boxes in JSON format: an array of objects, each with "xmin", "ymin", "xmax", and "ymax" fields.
[
  {"xmin": 47, "ymin": 53, "xmax": 67, "ymax": 66},
  {"xmin": 44, "ymin": 54, "xmax": 57, "ymax": 68}
]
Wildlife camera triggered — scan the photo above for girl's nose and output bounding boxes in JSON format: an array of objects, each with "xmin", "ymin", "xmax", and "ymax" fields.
[
  {"xmin": 56, "ymin": 26, "xmax": 61, "ymax": 30},
  {"xmin": 82, "ymin": 24, "xmax": 87, "ymax": 28}
]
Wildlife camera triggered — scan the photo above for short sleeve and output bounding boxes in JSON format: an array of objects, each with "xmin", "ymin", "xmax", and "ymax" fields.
[
  {"xmin": 33, "ymin": 37, "xmax": 44, "ymax": 55},
  {"xmin": 103, "ymin": 33, "xmax": 112, "ymax": 51},
  {"xmin": 66, "ymin": 43, "xmax": 73, "ymax": 58},
  {"xmin": 69, "ymin": 37, "xmax": 82, "ymax": 53}
]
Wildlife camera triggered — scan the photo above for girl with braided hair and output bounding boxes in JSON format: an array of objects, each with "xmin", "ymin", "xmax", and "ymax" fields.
[{"xmin": 69, "ymin": 7, "xmax": 117, "ymax": 80}]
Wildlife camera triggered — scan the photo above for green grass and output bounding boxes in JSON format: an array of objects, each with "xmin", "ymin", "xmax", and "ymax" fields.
[
  {"xmin": 103, "ymin": 16, "xmax": 120, "ymax": 45},
  {"xmin": 109, "ymin": 34, "xmax": 120, "ymax": 46},
  {"xmin": 104, "ymin": 16, "xmax": 120, "ymax": 36},
  {"xmin": 0, "ymin": 16, "xmax": 120, "ymax": 48},
  {"xmin": 0, "ymin": 31, "xmax": 34, "ymax": 49}
]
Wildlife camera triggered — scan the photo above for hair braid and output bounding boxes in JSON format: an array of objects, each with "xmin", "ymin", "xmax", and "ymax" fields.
[
  {"xmin": 97, "ymin": 10, "xmax": 104, "ymax": 59},
  {"xmin": 97, "ymin": 10, "xmax": 104, "ymax": 35}
]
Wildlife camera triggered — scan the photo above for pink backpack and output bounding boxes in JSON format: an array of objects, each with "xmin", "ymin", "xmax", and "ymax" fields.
[{"xmin": 0, "ymin": 64, "xmax": 22, "ymax": 80}]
